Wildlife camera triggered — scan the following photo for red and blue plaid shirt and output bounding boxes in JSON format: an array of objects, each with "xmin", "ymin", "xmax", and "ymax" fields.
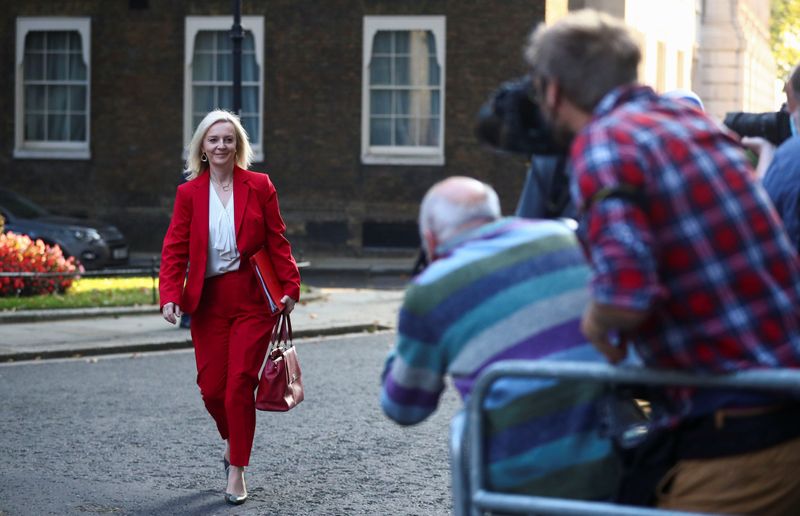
[{"xmin": 571, "ymin": 85, "xmax": 800, "ymax": 383}]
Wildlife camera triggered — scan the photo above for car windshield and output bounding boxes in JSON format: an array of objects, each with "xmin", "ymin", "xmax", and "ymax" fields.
[{"xmin": 0, "ymin": 190, "xmax": 50, "ymax": 219}]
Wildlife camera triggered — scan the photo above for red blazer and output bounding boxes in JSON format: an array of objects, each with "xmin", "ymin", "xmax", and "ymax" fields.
[{"xmin": 159, "ymin": 166, "xmax": 301, "ymax": 314}]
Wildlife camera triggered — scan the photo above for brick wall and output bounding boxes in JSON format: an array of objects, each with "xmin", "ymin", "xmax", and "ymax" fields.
[{"xmin": 0, "ymin": 0, "xmax": 544, "ymax": 254}]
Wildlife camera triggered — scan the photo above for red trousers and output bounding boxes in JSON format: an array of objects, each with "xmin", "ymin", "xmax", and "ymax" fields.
[{"xmin": 190, "ymin": 266, "xmax": 275, "ymax": 467}]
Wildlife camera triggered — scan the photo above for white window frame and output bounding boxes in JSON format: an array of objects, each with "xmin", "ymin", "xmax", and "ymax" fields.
[
  {"xmin": 14, "ymin": 17, "xmax": 91, "ymax": 160},
  {"xmin": 184, "ymin": 16, "xmax": 265, "ymax": 162},
  {"xmin": 362, "ymin": 16, "xmax": 446, "ymax": 166}
]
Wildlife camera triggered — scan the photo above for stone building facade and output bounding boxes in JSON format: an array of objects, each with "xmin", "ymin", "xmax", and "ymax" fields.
[
  {"xmin": 562, "ymin": 0, "xmax": 779, "ymax": 120},
  {"xmin": 696, "ymin": 0, "xmax": 780, "ymax": 119}
]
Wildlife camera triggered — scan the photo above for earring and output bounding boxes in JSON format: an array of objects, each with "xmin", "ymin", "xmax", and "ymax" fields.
[{"xmin": 201, "ymin": 153, "xmax": 208, "ymax": 162}]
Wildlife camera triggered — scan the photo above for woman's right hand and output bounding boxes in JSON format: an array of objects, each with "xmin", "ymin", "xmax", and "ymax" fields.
[{"xmin": 162, "ymin": 302, "xmax": 182, "ymax": 325}]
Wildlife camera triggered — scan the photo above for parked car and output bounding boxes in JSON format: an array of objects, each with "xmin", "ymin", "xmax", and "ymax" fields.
[{"xmin": 0, "ymin": 189, "xmax": 129, "ymax": 270}]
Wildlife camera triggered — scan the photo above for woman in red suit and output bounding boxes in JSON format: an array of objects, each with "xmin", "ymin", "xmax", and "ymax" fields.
[{"xmin": 159, "ymin": 109, "xmax": 300, "ymax": 506}]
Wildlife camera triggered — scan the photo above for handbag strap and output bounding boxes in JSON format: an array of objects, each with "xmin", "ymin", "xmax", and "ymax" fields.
[{"xmin": 269, "ymin": 312, "xmax": 293, "ymax": 351}]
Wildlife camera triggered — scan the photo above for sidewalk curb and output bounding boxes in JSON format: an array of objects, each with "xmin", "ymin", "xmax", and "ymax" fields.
[
  {"xmin": 0, "ymin": 323, "xmax": 392, "ymax": 363},
  {"xmin": 0, "ymin": 305, "xmax": 160, "ymax": 324}
]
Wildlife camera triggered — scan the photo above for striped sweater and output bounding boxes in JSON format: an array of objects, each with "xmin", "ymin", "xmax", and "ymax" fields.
[{"xmin": 380, "ymin": 217, "xmax": 619, "ymax": 499}]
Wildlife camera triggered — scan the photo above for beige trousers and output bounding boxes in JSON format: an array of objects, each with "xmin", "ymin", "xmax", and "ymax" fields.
[{"xmin": 656, "ymin": 435, "xmax": 800, "ymax": 516}]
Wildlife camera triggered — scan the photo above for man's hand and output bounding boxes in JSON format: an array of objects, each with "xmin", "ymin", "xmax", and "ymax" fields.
[
  {"xmin": 741, "ymin": 136, "xmax": 776, "ymax": 180},
  {"xmin": 162, "ymin": 302, "xmax": 182, "ymax": 325},
  {"xmin": 581, "ymin": 309, "xmax": 627, "ymax": 364},
  {"xmin": 580, "ymin": 301, "xmax": 648, "ymax": 364},
  {"xmin": 740, "ymin": 136, "xmax": 775, "ymax": 157},
  {"xmin": 281, "ymin": 295, "xmax": 296, "ymax": 315}
]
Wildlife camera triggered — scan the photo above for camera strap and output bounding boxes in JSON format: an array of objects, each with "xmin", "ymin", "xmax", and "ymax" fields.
[
  {"xmin": 582, "ymin": 184, "xmax": 646, "ymax": 214},
  {"xmin": 545, "ymin": 155, "xmax": 571, "ymax": 217}
]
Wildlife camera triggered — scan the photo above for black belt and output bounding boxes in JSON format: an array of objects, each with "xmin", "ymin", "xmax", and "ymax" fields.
[
  {"xmin": 677, "ymin": 403, "xmax": 800, "ymax": 459},
  {"xmin": 613, "ymin": 403, "xmax": 800, "ymax": 506}
]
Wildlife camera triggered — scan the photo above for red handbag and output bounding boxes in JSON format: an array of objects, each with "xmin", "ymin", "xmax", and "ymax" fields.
[{"xmin": 256, "ymin": 314, "xmax": 304, "ymax": 411}]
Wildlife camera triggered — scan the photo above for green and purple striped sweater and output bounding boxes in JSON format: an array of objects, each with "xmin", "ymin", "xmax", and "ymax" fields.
[{"xmin": 380, "ymin": 217, "xmax": 620, "ymax": 499}]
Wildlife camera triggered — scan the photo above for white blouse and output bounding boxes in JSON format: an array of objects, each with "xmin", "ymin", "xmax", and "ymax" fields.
[{"xmin": 205, "ymin": 184, "xmax": 240, "ymax": 278}]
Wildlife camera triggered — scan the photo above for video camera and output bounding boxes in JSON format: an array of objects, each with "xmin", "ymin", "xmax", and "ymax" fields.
[
  {"xmin": 475, "ymin": 76, "xmax": 565, "ymax": 157},
  {"xmin": 474, "ymin": 76, "xmax": 574, "ymax": 220},
  {"xmin": 723, "ymin": 110, "xmax": 792, "ymax": 147}
]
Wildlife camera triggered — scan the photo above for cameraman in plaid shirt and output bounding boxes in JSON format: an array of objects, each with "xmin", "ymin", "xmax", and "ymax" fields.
[{"xmin": 525, "ymin": 9, "xmax": 800, "ymax": 515}]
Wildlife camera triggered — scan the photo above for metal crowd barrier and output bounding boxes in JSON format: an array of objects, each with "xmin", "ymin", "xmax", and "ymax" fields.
[{"xmin": 454, "ymin": 360, "xmax": 800, "ymax": 516}]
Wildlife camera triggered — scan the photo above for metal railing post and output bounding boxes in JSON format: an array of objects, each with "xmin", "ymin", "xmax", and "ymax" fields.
[
  {"xmin": 151, "ymin": 256, "xmax": 157, "ymax": 305},
  {"xmin": 231, "ymin": 0, "xmax": 243, "ymax": 115}
]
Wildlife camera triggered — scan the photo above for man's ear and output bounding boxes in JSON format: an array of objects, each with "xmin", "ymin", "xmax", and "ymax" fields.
[
  {"xmin": 423, "ymin": 230, "xmax": 438, "ymax": 261},
  {"xmin": 545, "ymin": 79, "xmax": 560, "ymax": 114}
]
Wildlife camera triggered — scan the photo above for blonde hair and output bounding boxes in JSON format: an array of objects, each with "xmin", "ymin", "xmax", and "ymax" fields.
[
  {"xmin": 184, "ymin": 109, "xmax": 254, "ymax": 180},
  {"xmin": 525, "ymin": 9, "xmax": 640, "ymax": 112}
]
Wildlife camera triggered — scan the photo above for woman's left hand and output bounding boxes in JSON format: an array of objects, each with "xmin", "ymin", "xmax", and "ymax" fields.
[{"xmin": 281, "ymin": 295, "xmax": 296, "ymax": 315}]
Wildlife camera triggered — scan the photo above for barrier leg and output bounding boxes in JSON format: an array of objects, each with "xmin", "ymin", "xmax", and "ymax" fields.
[{"xmin": 450, "ymin": 411, "xmax": 469, "ymax": 516}]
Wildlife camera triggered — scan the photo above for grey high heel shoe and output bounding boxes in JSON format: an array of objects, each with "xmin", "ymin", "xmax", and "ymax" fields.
[
  {"xmin": 224, "ymin": 467, "xmax": 247, "ymax": 505},
  {"xmin": 222, "ymin": 457, "xmax": 230, "ymax": 478},
  {"xmin": 224, "ymin": 491, "xmax": 247, "ymax": 505}
]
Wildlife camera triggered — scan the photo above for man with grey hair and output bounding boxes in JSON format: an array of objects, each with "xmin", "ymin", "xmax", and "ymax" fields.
[
  {"xmin": 417, "ymin": 175, "xmax": 501, "ymax": 256},
  {"xmin": 380, "ymin": 176, "xmax": 621, "ymax": 500},
  {"xmin": 526, "ymin": 9, "xmax": 800, "ymax": 514}
]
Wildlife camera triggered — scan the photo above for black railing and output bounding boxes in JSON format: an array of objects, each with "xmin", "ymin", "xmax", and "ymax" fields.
[{"xmin": 1, "ymin": 259, "xmax": 309, "ymax": 306}]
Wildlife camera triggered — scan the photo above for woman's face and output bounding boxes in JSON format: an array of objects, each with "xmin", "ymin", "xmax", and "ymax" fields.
[{"xmin": 202, "ymin": 121, "xmax": 237, "ymax": 169}]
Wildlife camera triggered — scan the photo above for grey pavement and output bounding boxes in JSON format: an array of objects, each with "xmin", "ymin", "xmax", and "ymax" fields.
[
  {"xmin": 0, "ymin": 287, "xmax": 406, "ymax": 362},
  {"xmin": 0, "ymin": 254, "xmax": 417, "ymax": 361}
]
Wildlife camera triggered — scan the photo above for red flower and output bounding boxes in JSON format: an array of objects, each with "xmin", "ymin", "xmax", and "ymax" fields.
[{"xmin": 0, "ymin": 231, "xmax": 77, "ymax": 297}]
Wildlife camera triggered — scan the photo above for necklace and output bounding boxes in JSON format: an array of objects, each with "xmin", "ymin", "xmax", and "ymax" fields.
[{"xmin": 210, "ymin": 176, "xmax": 233, "ymax": 192}]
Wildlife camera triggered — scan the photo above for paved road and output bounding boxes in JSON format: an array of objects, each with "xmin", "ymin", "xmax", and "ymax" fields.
[{"xmin": 0, "ymin": 332, "xmax": 460, "ymax": 515}]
